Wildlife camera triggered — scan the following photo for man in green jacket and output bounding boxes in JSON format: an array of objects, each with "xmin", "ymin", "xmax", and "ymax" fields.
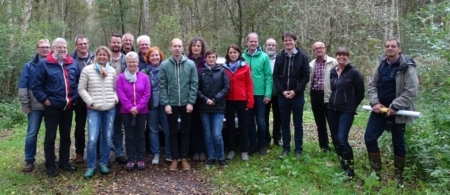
[
  {"xmin": 242, "ymin": 32, "xmax": 273, "ymax": 155},
  {"xmin": 159, "ymin": 38, "xmax": 198, "ymax": 171}
]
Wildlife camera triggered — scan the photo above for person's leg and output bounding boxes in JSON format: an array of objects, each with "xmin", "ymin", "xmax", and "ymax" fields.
[
  {"xmin": 310, "ymin": 90, "xmax": 330, "ymax": 150},
  {"xmin": 190, "ymin": 109, "xmax": 205, "ymax": 160},
  {"xmin": 246, "ymin": 107, "xmax": 257, "ymax": 152},
  {"xmin": 278, "ymin": 95, "xmax": 292, "ymax": 152},
  {"xmin": 113, "ymin": 105, "xmax": 124, "ymax": 158},
  {"xmin": 212, "ymin": 113, "xmax": 225, "ymax": 160},
  {"xmin": 254, "ymin": 95, "xmax": 267, "ymax": 150},
  {"xmin": 100, "ymin": 108, "xmax": 115, "ymax": 166},
  {"xmin": 135, "ymin": 114, "xmax": 147, "ymax": 162},
  {"xmin": 264, "ymin": 101, "xmax": 272, "ymax": 145},
  {"xmin": 167, "ymin": 106, "xmax": 180, "ymax": 160},
  {"xmin": 148, "ymin": 108, "xmax": 160, "ymax": 155},
  {"xmin": 236, "ymin": 101, "xmax": 249, "ymax": 153},
  {"xmin": 291, "ymin": 95, "xmax": 305, "ymax": 154},
  {"xmin": 364, "ymin": 112, "xmax": 387, "ymax": 176},
  {"xmin": 24, "ymin": 110, "xmax": 44, "ymax": 163},
  {"xmin": 272, "ymin": 95, "xmax": 282, "ymax": 145},
  {"xmin": 391, "ymin": 122, "xmax": 406, "ymax": 184},
  {"xmin": 43, "ymin": 106, "xmax": 60, "ymax": 169},
  {"xmin": 225, "ymin": 101, "xmax": 237, "ymax": 152},
  {"xmin": 58, "ymin": 108, "xmax": 74, "ymax": 168},
  {"xmin": 179, "ymin": 106, "xmax": 192, "ymax": 159},
  {"xmin": 159, "ymin": 105, "xmax": 171, "ymax": 159},
  {"xmin": 86, "ymin": 110, "xmax": 101, "ymax": 169},
  {"xmin": 74, "ymin": 101, "xmax": 87, "ymax": 157},
  {"xmin": 200, "ymin": 112, "xmax": 215, "ymax": 159},
  {"xmin": 122, "ymin": 114, "xmax": 136, "ymax": 162}
]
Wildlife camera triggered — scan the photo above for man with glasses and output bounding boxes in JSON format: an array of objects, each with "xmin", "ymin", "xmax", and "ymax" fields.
[
  {"xmin": 31, "ymin": 37, "xmax": 80, "ymax": 177},
  {"xmin": 136, "ymin": 35, "xmax": 151, "ymax": 71},
  {"xmin": 19, "ymin": 39, "xmax": 51, "ymax": 172},
  {"xmin": 121, "ymin": 33, "xmax": 135, "ymax": 54}
]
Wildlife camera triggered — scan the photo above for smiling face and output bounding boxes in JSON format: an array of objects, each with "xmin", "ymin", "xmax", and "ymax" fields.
[
  {"xmin": 228, "ymin": 47, "xmax": 240, "ymax": 62},
  {"xmin": 283, "ymin": 36, "xmax": 297, "ymax": 51},
  {"xmin": 246, "ymin": 34, "xmax": 259, "ymax": 52},
  {"xmin": 384, "ymin": 40, "xmax": 401, "ymax": 60},
  {"xmin": 36, "ymin": 42, "xmax": 51, "ymax": 58},
  {"xmin": 126, "ymin": 57, "xmax": 139, "ymax": 73},
  {"xmin": 336, "ymin": 53, "xmax": 349, "ymax": 66},
  {"xmin": 53, "ymin": 41, "xmax": 68, "ymax": 61},
  {"xmin": 123, "ymin": 34, "xmax": 134, "ymax": 49},
  {"xmin": 96, "ymin": 49, "xmax": 109, "ymax": 65},
  {"xmin": 313, "ymin": 42, "xmax": 326, "ymax": 58},
  {"xmin": 110, "ymin": 36, "xmax": 122, "ymax": 53},
  {"xmin": 149, "ymin": 50, "xmax": 161, "ymax": 66},
  {"xmin": 76, "ymin": 38, "xmax": 89, "ymax": 54},
  {"xmin": 138, "ymin": 40, "xmax": 150, "ymax": 55},
  {"xmin": 170, "ymin": 39, "xmax": 184, "ymax": 58}
]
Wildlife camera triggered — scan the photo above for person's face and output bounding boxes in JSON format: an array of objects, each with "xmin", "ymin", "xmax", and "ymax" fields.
[
  {"xmin": 36, "ymin": 42, "xmax": 50, "ymax": 58},
  {"xmin": 170, "ymin": 40, "xmax": 183, "ymax": 57},
  {"xmin": 138, "ymin": 40, "xmax": 150, "ymax": 55},
  {"xmin": 76, "ymin": 38, "xmax": 89, "ymax": 53},
  {"xmin": 149, "ymin": 50, "xmax": 161, "ymax": 66},
  {"xmin": 313, "ymin": 43, "xmax": 326, "ymax": 58},
  {"xmin": 123, "ymin": 35, "xmax": 134, "ymax": 49},
  {"xmin": 264, "ymin": 40, "xmax": 277, "ymax": 54},
  {"xmin": 247, "ymin": 35, "xmax": 258, "ymax": 51},
  {"xmin": 336, "ymin": 53, "xmax": 349, "ymax": 65},
  {"xmin": 53, "ymin": 42, "xmax": 68, "ymax": 60},
  {"xmin": 126, "ymin": 57, "xmax": 139, "ymax": 72},
  {"xmin": 384, "ymin": 40, "xmax": 401, "ymax": 59},
  {"xmin": 109, "ymin": 36, "xmax": 122, "ymax": 53},
  {"xmin": 283, "ymin": 36, "xmax": 297, "ymax": 51},
  {"xmin": 206, "ymin": 54, "xmax": 217, "ymax": 66},
  {"xmin": 191, "ymin": 41, "xmax": 202, "ymax": 56},
  {"xmin": 96, "ymin": 49, "xmax": 109, "ymax": 65},
  {"xmin": 228, "ymin": 48, "xmax": 240, "ymax": 62}
]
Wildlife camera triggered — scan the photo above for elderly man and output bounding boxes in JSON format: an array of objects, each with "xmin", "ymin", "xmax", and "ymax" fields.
[
  {"xmin": 121, "ymin": 32, "xmax": 135, "ymax": 54},
  {"xmin": 32, "ymin": 38, "xmax": 80, "ymax": 177},
  {"xmin": 309, "ymin": 42, "xmax": 337, "ymax": 153},
  {"xmin": 19, "ymin": 39, "xmax": 51, "ymax": 172},
  {"xmin": 137, "ymin": 35, "xmax": 151, "ymax": 71}
]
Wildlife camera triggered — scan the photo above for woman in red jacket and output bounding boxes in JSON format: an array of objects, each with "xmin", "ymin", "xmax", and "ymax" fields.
[{"xmin": 223, "ymin": 44, "xmax": 254, "ymax": 161}]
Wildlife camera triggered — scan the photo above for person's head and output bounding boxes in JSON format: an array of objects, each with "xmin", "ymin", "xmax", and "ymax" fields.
[
  {"xmin": 281, "ymin": 31, "xmax": 297, "ymax": 51},
  {"xmin": 74, "ymin": 34, "xmax": 89, "ymax": 54},
  {"xmin": 205, "ymin": 50, "xmax": 217, "ymax": 66},
  {"xmin": 312, "ymin": 42, "xmax": 326, "ymax": 59},
  {"xmin": 335, "ymin": 47, "xmax": 350, "ymax": 65},
  {"xmin": 109, "ymin": 33, "xmax": 122, "ymax": 53},
  {"xmin": 146, "ymin": 47, "xmax": 164, "ymax": 66},
  {"xmin": 36, "ymin": 39, "xmax": 51, "ymax": 58},
  {"xmin": 246, "ymin": 32, "xmax": 259, "ymax": 52},
  {"xmin": 125, "ymin": 51, "xmax": 139, "ymax": 73},
  {"xmin": 94, "ymin": 46, "xmax": 112, "ymax": 66},
  {"xmin": 122, "ymin": 33, "xmax": 134, "ymax": 50},
  {"xmin": 225, "ymin": 44, "xmax": 243, "ymax": 63},
  {"xmin": 384, "ymin": 37, "xmax": 401, "ymax": 60},
  {"xmin": 170, "ymin": 38, "xmax": 184, "ymax": 58},
  {"xmin": 264, "ymin": 38, "xmax": 277, "ymax": 56},
  {"xmin": 137, "ymin": 35, "xmax": 151, "ymax": 55},
  {"xmin": 188, "ymin": 37, "xmax": 206, "ymax": 58},
  {"xmin": 52, "ymin": 38, "xmax": 68, "ymax": 61}
]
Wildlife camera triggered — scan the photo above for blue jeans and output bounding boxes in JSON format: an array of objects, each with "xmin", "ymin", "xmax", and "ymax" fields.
[
  {"xmin": 200, "ymin": 112, "xmax": 225, "ymax": 160},
  {"xmin": 247, "ymin": 95, "xmax": 267, "ymax": 149},
  {"xmin": 327, "ymin": 109, "xmax": 355, "ymax": 155},
  {"xmin": 364, "ymin": 112, "xmax": 406, "ymax": 157},
  {"xmin": 24, "ymin": 110, "xmax": 44, "ymax": 163},
  {"xmin": 86, "ymin": 108, "xmax": 116, "ymax": 168},
  {"xmin": 113, "ymin": 105, "xmax": 124, "ymax": 157},
  {"xmin": 278, "ymin": 95, "xmax": 305, "ymax": 153},
  {"xmin": 148, "ymin": 105, "xmax": 170, "ymax": 157}
]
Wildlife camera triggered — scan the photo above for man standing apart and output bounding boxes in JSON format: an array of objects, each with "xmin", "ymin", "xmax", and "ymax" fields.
[
  {"xmin": 32, "ymin": 38, "xmax": 79, "ymax": 177},
  {"xmin": 364, "ymin": 37, "xmax": 419, "ymax": 186},
  {"xmin": 121, "ymin": 33, "xmax": 135, "ymax": 54},
  {"xmin": 159, "ymin": 38, "xmax": 198, "ymax": 171},
  {"xmin": 19, "ymin": 39, "xmax": 51, "ymax": 172},
  {"xmin": 274, "ymin": 31, "xmax": 310, "ymax": 159},
  {"xmin": 242, "ymin": 32, "xmax": 272, "ymax": 155},
  {"xmin": 309, "ymin": 42, "xmax": 337, "ymax": 152}
]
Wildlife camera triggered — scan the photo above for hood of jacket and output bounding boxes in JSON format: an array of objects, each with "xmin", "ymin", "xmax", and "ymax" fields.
[
  {"xmin": 46, "ymin": 52, "xmax": 74, "ymax": 65},
  {"xmin": 379, "ymin": 53, "xmax": 416, "ymax": 71},
  {"xmin": 168, "ymin": 55, "xmax": 189, "ymax": 64}
]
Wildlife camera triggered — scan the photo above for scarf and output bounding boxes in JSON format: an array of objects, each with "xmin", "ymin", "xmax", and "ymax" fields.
[
  {"xmin": 124, "ymin": 68, "xmax": 138, "ymax": 83},
  {"xmin": 94, "ymin": 62, "xmax": 111, "ymax": 78},
  {"xmin": 229, "ymin": 60, "xmax": 241, "ymax": 73}
]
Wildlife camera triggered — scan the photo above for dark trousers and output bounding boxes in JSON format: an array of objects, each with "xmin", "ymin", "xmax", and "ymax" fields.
[
  {"xmin": 310, "ymin": 90, "xmax": 330, "ymax": 150},
  {"xmin": 364, "ymin": 112, "xmax": 406, "ymax": 157},
  {"xmin": 167, "ymin": 106, "xmax": 192, "ymax": 159},
  {"xmin": 327, "ymin": 109, "xmax": 355, "ymax": 157},
  {"xmin": 122, "ymin": 113, "xmax": 147, "ymax": 162},
  {"xmin": 225, "ymin": 100, "xmax": 249, "ymax": 152},
  {"xmin": 265, "ymin": 95, "xmax": 281, "ymax": 143},
  {"xmin": 43, "ymin": 106, "xmax": 73, "ymax": 169},
  {"xmin": 73, "ymin": 100, "xmax": 87, "ymax": 155},
  {"xmin": 279, "ymin": 95, "xmax": 305, "ymax": 153},
  {"xmin": 247, "ymin": 95, "xmax": 267, "ymax": 149},
  {"xmin": 190, "ymin": 108, "xmax": 206, "ymax": 154}
]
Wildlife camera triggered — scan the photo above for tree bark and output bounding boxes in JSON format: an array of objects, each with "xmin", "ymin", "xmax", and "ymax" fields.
[{"xmin": 142, "ymin": 0, "xmax": 149, "ymax": 34}]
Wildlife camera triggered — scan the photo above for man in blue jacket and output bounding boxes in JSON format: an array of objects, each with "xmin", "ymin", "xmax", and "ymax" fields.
[{"xmin": 31, "ymin": 37, "xmax": 80, "ymax": 177}]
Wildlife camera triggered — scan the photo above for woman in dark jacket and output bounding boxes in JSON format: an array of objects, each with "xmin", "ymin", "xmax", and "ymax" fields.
[
  {"xmin": 198, "ymin": 50, "xmax": 230, "ymax": 166},
  {"xmin": 328, "ymin": 47, "xmax": 365, "ymax": 178}
]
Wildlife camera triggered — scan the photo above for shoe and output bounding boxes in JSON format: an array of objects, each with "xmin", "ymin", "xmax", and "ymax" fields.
[
  {"xmin": 258, "ymin": 147, "xmax": 267, "ymax": 155},
  {"xmin": 60, "ymin": 164, "xmax": 77, "ymax": 172},
  {"xmin": 84, "ymin": 168, "xmax": 95, "ymax": 178},
  {"xmin": 338, "ymin": 156, "xmax": 347, "ymax": 170},
  {"xmin": 295, "ymin": 151, "xmax": 302, "ymax": 159},
  {"xmin": 126, "ymin": 162, "xmax": 135, "ymax": 171},
  {"xmin": 166, "ymin": 156, "xmax": 172, "ymax": 162},
  {"xmin": 227, "ymin": 151, "xmax": 235, "ymax": 160},
  {"xmin": 115, "ymin": 156, "xmax": 127, "ymax": 164},
  {"xmin": 218, "ymin": 160, "xmax": 228, "ymax": 167},
  {"xmin": 192, "ymin": 153, "xmax": 200, "ymax": 161},
  {"xmin": 152, "ymin": 154, "xmax": 160, "ymax": 165},
  {"xmin": 205, "ymin": 159, "xmax": 215, "ymax": 166},
  {"xmin": 199, "ymin": 153, "xmax": 207, "ymax": 161},
  {"xmin": 100, "ymin": 165, "xmax": 110, "ymax": 175},
  {"xmin": 74, "ymin": 154, "xmax": 84, "ymax": 164},
  {"xmin": 279, "ymin": 150, "xmax": 289, "ymax": 159},
  {"xmin": 394, "ymin": 156, "xmax": 405, "ymax": 187},
  {"xmin": 181, "ymin": 158, "xmax": 191, "ymax": 171},
  {"xmin": 248, "ymin": 147, "xmax": 257, "ymax": 155},
  {"xmin": 137, "ymin": 161, "xmax": 145, "ymax": 170},
  {"xmin": 368, "ymin": 152, "xmax": 382, "ymax": 181},
  {"xmin": 169, "ymin": 160, "xmax": 178, "ymax": 171},
  {"xmin": 321, "ymin": 147, "xmax": 331, "ymax": 153},
  {"xmin": 265, "ymin": 141, "xmax": 271, "ymax": 148},
  {"xmin": 46, "ymin": 168, "xmax": 59, "ymax": 177},
  {"xmin": 274, "ymin": 140, "xmax": 283, "ymax": 147},
  {"xmin": 23, "ymin": 161, "xmax": 34, "ymax": 172},
  {"xmin": 241, "ymin": 152, "xmax": 249, "ymax": 161}
]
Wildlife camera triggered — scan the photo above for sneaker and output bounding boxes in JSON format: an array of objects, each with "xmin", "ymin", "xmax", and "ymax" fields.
[
  {"xmin": 46, "ymin": 168, "xmax": 59, "ymax": 177},
  {"xmin": 152, "ymin": 154, "xmax": 160, "ymax": 165},
  {"xmin": 84, "ymin": 168, "xmax": 95, "ymax": 178},
  {"xmin": 23, "ymin": 161, "xmax": 34, "ymax": 172},
  {"xmin": 205, "ymin": 159, "xmax": 215, "ymax": 166},
  {"xmin": 192, "ymin": 153, "xmax": 200, "ymax": 161},
  {"xmin": 218, "ymin": 160, "xmax": 228, "ymax": 167},
  {"xmin": 166, "ymin": 156, "xmax": 172, "ymax": 162},
  {"xmin": 100, "ymin": 165, "xmax": 110, "ymax": 175},
  {"xmin": 258, "ymin": 147, "xmax": 267, "ymax": 155},
  {"xmin": 199, "ymin": 153, "xmax": 207, "ymax": 161},
  {"xmin": 126, "ymin": 162, "xmax": 135, "ymax": 171},
  {"xmin": 279, "ymin": 150, "xmax": 289, "ymax": 159},
  {"xmin": 60, "ymin": 164, "xmax": 77, "ymax": 172},
  {"xmin": 181, "ymin": 158, "xmax": 191, "ymax": 171},
  {"xmin": 241, "ymin": 152, "xmax": 249, "ymax": 161},
  {"xmin": 169, "ymin": 160, "xmax": 178, "ymax": 171},
  {"xmin": 115, "ymin": 156, "xmax": 127, "ymax": 164},
  {"xmin": 137, "ymin": 161, "xmax": 145, "ymax": 170},
  {"xmin": 74, "ymin": 154, "xmax": 84, "ymax": 164},
  {"xmin": 227, "ymin": 151, "xmax": 235, "ymax": 160}
]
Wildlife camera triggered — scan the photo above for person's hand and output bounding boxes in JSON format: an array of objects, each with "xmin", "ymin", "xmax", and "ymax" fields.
[
  {"xmin": 287, "ymin": 90, "xmax": 296, "ymax": 99},
  {"xmin": 206, "ymin": 99, "xmax": 214, "ymax": 105},
  {"xmin": 263, "ymin": 97, "xmax": 271, "ymax": 104},
  {"xmin": 165, "ymin": 105, "xmax": 172, "ymax": 114},
  {"xmin": 371, "ymin": 103, "xmax": 385, "ymax": 114},
  {"xmin": 186, "ymin": 104, "xmax": 193, "ymax": 113},
  {"xmin": 283, "ymin": 91, "xmax": 290, "ymax": 98},
  {"xmin": 44, "ymin": 99, "xmax": 51, "ymax": 106},
  {"xmin": 387, "ymin": 107, "xmax": 396, "ymax": 117},
  {"xmin": 131, "ymin": 107, "xmax": 138, "ymax": 116},
  {"xmin": 22, "ymin": 108, "xmax": 30, "ymax": 114}
]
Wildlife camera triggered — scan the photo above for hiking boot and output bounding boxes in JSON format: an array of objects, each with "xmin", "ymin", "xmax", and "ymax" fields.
[
  {"xmin": 115, "ymin": 156, "xmax": 127, "ymax": 164},
  {"xmin": 343, "ymin": 150, "xmax": 355, "ymax": 178},
  {"xmin": 100, "ymin": 165, "xmax": 110, "ymax": 175},
  {"xmin": 241, "ymin": 152, "xmax": 249, "ymax": 161},
  {"xmin": 126, "ymin": 162, "xmax": 135, "ymax": 171},
  {"xmin": 394, "ymin": 156, "xmax": 405, "ymax": 188},
  {"xmin": 205, "ymin": 159, "xmax": 215, "ymax": 167},
  {"xmin": 279, "ymin": 150, "xmax": 289, "ymax": 159},
  {"xmin": 258, "ymin": 147, "xmax": 267, "ymax": 155},
  {"xmin": 46, "ymin": 167, "xmax": 59, "ymax": 177},
  {"xmin": 368, "ymin": 152, "xmax": 382, "ymax": 180},
  {"xmin": 137, "ymin": 161, "xmax": 145, "ymax": 170},
  {"xmin": 181, "ymin": 158, "xmax": 191, "ymax": 171},
  {"xmin": 84, "ymin": 168, "xmax": 95, "ymax": 178},
  {"xmin": 152, "ymin": 154, "xmax": 160, "ymax": 165},
  {"xmin": 192, "ymin": 153, "xmax": 200, "ymax": 161},
  {"xmin": 199, "ymin": 153, "xmax": 207, "ymax": 161},
  {"xmin": 23, "ymin": 161, "xmax": 34, "ymax": 172},
  {"xmin": 74, "ymin": 154, "xmax": 84, "ymax": 164},
  {"xmin": 169, "ymin": 160, "xmax": 178, "ymax": 171},
  {"xmin": 338, "ymin": 156, "xmax": 347, "ymax": 170},
  {"xmin": 227, "ymin": 151, "xmax": 235, "ymax": 160},
  {"xmin": 218, "ymin": 160, "xmax": 228, "ymax": 167}
]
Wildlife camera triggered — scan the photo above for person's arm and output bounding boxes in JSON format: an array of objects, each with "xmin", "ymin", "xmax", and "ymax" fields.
[
  {"xmin": 158, "ymin": 63, "xmax": 169, "ymax": 106},
  {"xmin": 188, "ymin": 62, "xmax": 199, "ymax": 105},
  {"xmin": 18, "ymin": 62, "xmax": 31, "ymax": 112},
  {"xmin": 77, "ymin": 67, "xmax": 92, "ymax": 106},
  {"xmin": 197, "ymin": 71, "xmax": 208, "ymax": 102},
  {"xmin": 368, "ymin": 65, "xmax": 380, "ymax": 106},
  {"xmin": 116, "ymin": 75, "xmax": 133, "ymax": 112},
  {"xmin": 246, "ymin": 65, "xmax": 255, "ymax": 109},
  {"xmin": 212, "ymin": 69, "xmax": 230, "ymax": 103},
  {"xmin": 31, "ymin": 61, "xmax": 48, "ymax": 104},
  {"xmin": 273, "ymin": 55, "xmax": 284, "ymax": 95},
  {"xmin": 353, "ymin": 68, "xmax": 365, "ymax": 106},
  {"xmin": 263, "ymin": 55, "xmax": 273, "ymax": 99},
  {"xmin": 136, "ymin": 74, "xmax": 151, "ymax": 112},
  {"xmin": 293, "ymin": 54, "xmax": 310, "ymax": 96},
  {"xmin": 390, "ymin": 64, "xmax": 419, "ymax": 110}
]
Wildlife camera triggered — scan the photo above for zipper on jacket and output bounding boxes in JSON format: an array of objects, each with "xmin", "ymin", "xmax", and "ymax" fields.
[
  {"xmin": 177, "ymin": 61, "xmax": 181, "ymax": 106},
  {"xmin": 287, "ymin": 56, "xmax": 291, "ymax": 90},
  {"xmin": 62, "ymin": 66, "xmax": 70, "ymax": 110},
  {"xmin": 102, "ymin": 77, "xmax": 106, "ymax": 110}
]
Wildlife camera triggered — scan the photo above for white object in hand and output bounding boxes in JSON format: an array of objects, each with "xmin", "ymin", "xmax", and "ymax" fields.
[{"xmin": 361, "ymin": 105, "xmax": 422, "ymax": 118}]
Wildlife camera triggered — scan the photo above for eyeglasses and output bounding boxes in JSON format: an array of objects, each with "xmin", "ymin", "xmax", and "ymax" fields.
[
  {"xmin": 314, "ymin": 47, "xmax": 325, "ymax": 50},
  {"xmin": 77, "ymin": 43, "xmax": 88, "ymax": 46},
  {"xmin": 385, "ymin": 45, "xmax": 398, "ymax": 48},
  {"xmin": 55, "ymin": 46, "xmax": 67, "ymax": 50},
  {"xmin": 127, "ymin": 61, "xmax": 139, "ymax": 64},
  {"xmin": 37, "ymin": 47, "xmax": 50, "ymax": 50}
]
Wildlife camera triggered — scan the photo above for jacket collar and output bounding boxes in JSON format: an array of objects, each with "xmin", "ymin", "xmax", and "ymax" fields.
[{"xmin": 46, "ymin": 52, "xmax": 74, "ymax": 65}]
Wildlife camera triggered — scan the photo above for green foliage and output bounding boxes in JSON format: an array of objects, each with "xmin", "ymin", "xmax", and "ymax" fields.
[{"xmin": 0, "ymin": 98, "xmax": 26, "ymax": 129}]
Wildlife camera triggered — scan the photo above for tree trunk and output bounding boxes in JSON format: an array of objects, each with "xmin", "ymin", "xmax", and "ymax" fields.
[
  {"xmin": 142, "ymin": 0, "xmax": 149, "ymax": 34},
  {"xmin": 21, "ymin": 0, "xmax": 33, "ymax": 35},
  {"xmin": 119, "ymin": 0, "xmax": 125, "ymax": 34}
]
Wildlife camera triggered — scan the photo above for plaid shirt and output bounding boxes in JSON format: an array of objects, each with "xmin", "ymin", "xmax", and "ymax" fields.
[{"xmin": 311, "ymin": 56, "xmax": 327, "ymax": 91}]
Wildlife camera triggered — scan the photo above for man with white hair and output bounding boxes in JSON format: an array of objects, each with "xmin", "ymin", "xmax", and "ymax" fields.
[
  {"xmin": 32, "ymin": 37, "xmax": 80, "ymax": 177},
  {"xmin": 121, "ymin": 33, "xmax": 135, "ymax": 54},
  {"xmin": 137, "ymin": 35, "xmax": 151, "ymax": 71}
]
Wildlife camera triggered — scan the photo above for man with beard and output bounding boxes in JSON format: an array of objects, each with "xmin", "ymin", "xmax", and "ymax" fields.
[
  {"xmin": 109, "ymin": 33, "xmax": 128, "ymax": 164},
  {"xmin": 263, "ymin": 38, "xmax": 282, "ymax": 147},
  {"xmin": 121, "ymin": 33, "xmax": 135, "ymax": 54},
  {"xmin": 31, "ymin": 37, "xmax": 80, "ymax": 177}
]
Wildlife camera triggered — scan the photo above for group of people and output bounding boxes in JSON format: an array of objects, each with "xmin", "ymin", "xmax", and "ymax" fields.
[{"xmin": 18, "ymin": 30, "xmax": 418, "ymax": 186}]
